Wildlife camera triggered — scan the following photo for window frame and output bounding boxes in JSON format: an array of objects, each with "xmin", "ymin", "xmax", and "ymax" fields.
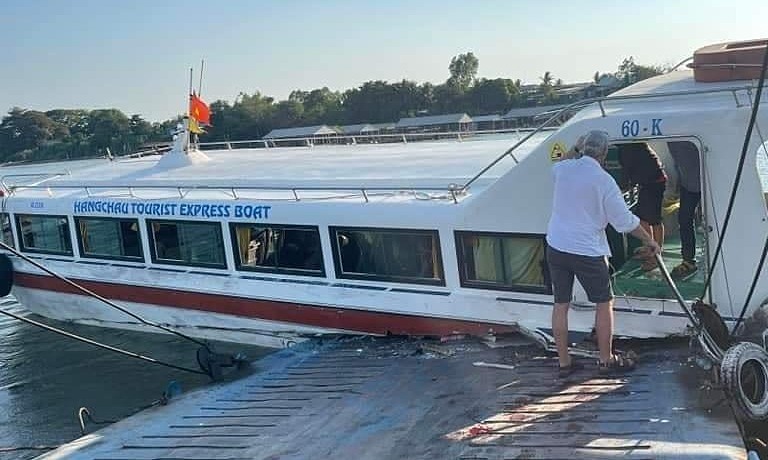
[
  {"xmin": 147, "ymin": 218, "xmax": 227, "ymax": 269},
  {"xmin": 229, "ymin": 223, "xmax": 325, "ymax": 277},
  {"xmin": 74, "ymin": 216, "xmax": 145, "ymax": 263},
  {"xmin": 1, "ymin": 212, "xmax": 15, "ymax": 249},
  {"xmin": 329, "ymin": 226, "xmax": 445, "ymax": 286},
  {"xmin": 15, "ymin": 213, "xmax": 74, "ymax": 256},
  {"xmin": 455, "ymin": 230, "xmax": 551, "ymax": 295}
]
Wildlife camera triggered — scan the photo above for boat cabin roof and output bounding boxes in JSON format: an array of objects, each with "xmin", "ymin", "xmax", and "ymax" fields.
[{"xmin": 0, "ymin": 133, "xmax": 548, "ymax": 202}]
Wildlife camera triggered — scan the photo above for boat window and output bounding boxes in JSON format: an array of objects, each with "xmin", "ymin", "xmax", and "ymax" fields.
[
  {"xmin": 148, "ymin": 220, "xmax": 226, "ymax": 268},
  {"xmin": 330, "ymin": 227, "xmax": 444, "ymax": 285},
  {"xmin": 75, "ymin": 217, "xmax": 143, "ymax": 261},
  {"xmin": 15, "ymin": 214, "xmax": 73, "ymax": 255},
  {"xmin": 230, "ymin": 224, "xmax": 324, "ymax": 276},
  {"xmin": 455, "ymin": 231, "xmax": 550, "ymax": 294},
  {"xmin": 1, "ymin": 213, "xmax": 13, "ymax": 249}
]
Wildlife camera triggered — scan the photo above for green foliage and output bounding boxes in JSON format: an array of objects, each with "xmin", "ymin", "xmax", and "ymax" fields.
[
  {"xmin": 447, "ymin": 52, "xmax": 479, "ymax": 91},
  {"xmin": 0, "ymin": 53, "xmax": 667, "ymax": 163},
  {"xmin": 616, "ymin": 56, "xmax": 667, "ymax": 86}
]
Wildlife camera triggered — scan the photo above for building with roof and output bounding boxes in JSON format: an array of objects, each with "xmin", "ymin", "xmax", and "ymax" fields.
[
  {"xmin": 471, "ymin": 114, "xmax": 509, "ymax": 131},
  {"xmin": 338, "ymin": 124, "xmax": 378, "ymax": 136},
  {"xmin": 263, "ymin": 125, "xmax": 339, "ymax": 139},
  {"xmin": 395, "ymin": 113, "xmax": 472, "ymax": 133},
  {"xmin": 371, "ymin": 122, "xmax": 397, "ymax": 133},
  {"xmin": 502, "ymin": 105, "xmax": 568, "ymax": 127},
  {"xmin": 263, "ymin": 125, "xmax": 339, "ymax": 146}
]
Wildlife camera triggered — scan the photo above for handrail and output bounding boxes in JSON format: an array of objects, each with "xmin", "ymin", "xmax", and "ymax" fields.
[
  {"xmin": 1, "ymin": 172, "xmax": 71, "ymax": 191},
  {"xmin": 460, "ymin": 82, "xmax": 768, "ymax": 191},
  {"xmin": 196, "ymin": 127, "xmax": 552, "ymax": 150},
  {"xmin": 5, "ymin": 183, "xmax": 466, "ymax": 204}
]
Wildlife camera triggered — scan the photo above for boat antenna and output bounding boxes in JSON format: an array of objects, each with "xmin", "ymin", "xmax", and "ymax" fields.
[{"xmin": 198, "ymin": 59, "xmax": 205, "ymax": 96}]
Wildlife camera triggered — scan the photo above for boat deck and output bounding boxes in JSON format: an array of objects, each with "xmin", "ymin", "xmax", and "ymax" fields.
[
  {"xmin": 614, "ymin": 233, "xmax": 706, "ymax": 300},
  {"xmin": 37, "ymin": 337, "xmax": 746, "ymax": 460}
]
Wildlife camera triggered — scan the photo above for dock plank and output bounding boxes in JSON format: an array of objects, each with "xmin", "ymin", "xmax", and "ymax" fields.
[{"xmin": 36, "ymin": 338, "xmax": 747, "ymax": 460}]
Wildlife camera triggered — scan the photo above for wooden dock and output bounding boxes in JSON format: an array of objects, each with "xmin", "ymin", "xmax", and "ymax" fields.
[{"xmin": 37, "ymin": 336, "xmax": 747, "ymax": 460}]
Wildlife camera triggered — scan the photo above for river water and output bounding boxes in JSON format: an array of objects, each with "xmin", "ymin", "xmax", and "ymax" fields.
[{"xmin": 0, "ymin": 297, "xmax": 270, "ymax": 459}]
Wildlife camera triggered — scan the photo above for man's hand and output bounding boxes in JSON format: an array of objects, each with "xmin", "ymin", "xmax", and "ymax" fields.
[{"xmin": 644, "ymin": 239, "xmax": 661, "ymax": 257}]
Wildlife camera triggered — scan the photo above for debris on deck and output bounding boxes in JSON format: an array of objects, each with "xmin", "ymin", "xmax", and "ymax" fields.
[{"xmin": 37, "ymin": 335, "xmax": 747, "ymax": 460}]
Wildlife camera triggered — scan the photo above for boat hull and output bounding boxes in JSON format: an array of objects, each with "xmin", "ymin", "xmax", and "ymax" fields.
[{"xmin": 7, "ymin": 253, "xmax": 697, "ymax": 348}]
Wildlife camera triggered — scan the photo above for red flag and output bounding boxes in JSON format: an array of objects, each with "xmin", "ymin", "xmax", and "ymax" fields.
[{"xmin": 189, "ymin": 93, "xmax": 211, "ymax": 125}]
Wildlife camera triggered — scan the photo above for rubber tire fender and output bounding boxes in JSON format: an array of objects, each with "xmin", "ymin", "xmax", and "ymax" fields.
[
  {"xmin": 720, "ymin": 341, "xmax": 768, "ymax": 421},
  {"xmin": 0, "ymin": 254, "xmax": 13, "ymax": 297}
]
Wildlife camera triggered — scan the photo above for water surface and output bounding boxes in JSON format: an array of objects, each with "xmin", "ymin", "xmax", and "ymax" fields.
[{"xmin": 0, "ymin": 297, "xmax": 269, "ymax": 459}]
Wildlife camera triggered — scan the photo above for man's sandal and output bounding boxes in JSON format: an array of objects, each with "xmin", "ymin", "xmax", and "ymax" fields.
[
  {"xmin": 640, "ymin": 258, "xmax": 658, "ymax": 272},
  {"xmin": 671, "ymin": 260, "xmax": 697, "ymax": 279},
  {"xmin": 598, "ymin": 354, "xmax": 636, "ymax": 375}
]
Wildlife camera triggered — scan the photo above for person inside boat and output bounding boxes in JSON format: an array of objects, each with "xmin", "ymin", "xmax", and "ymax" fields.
[
  {"xmin": 616, "ymin": 142, "xmax": 667, "ymax": 271},
  {"xmin": 338, "ymin": 233, "xmax": 362, "ymax": 273},
  {"xmin": 667, "ymin": 141, "xmax": 702, "ymax": 279},
  {"xmin": 546, "ymin": 130, "xmax": 660, "ymax": 377}
]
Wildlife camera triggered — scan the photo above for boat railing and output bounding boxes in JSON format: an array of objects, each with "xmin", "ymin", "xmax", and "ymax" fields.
[
  {"xmin": 459, "ymin": 82, "xmax": 768, "ymax": 191},
  {"xmin": 3, "ymin": 182, "xmax": 466, "ymax": 204},
  {"xmin": 194, "ymin": 127, "xmax": 557, "ymax": 151},
  {"xmin": 0, "ymin": 172, "xmax": 72, "ymax": 192}
]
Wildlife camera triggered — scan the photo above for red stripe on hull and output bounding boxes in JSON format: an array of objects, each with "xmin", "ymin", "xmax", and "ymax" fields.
[{"xmin": 13, "ymin": 272, "xmax": 515, "ymax": 337}]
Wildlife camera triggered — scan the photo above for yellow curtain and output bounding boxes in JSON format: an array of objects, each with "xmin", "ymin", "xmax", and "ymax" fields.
[
  {"xmin": 80, "ymin": 221, "xmax": 90, "ymax": 252},
  {"xmin": 502, "ymin": 239, "xmax": 545, "ymax": 286},
  {"xmin": 431, "ymin": 235, "xmax": 439, "ymax": 279},
  {"xmin": 472, "ymin": 236, "xmax": 504, "ymax": 282},
  {"xmin": 236, "ymin": 226, "xmax": 251, "ymax": 264}
]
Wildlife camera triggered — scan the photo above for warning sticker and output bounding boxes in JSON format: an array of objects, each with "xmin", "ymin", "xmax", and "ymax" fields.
[{"xmin": 550, "ymin": 142, "xmax": 567, "ymax": 161}]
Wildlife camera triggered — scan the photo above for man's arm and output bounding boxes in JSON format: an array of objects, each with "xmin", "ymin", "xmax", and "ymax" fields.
[
  {"xmin": 562, "ymin": 135, "xmax": 586, "ymax": 160},
  {"xmin": 603, "ymin": 180, "xmax": 661, "ymax": 255},
  {"xmin": 629, "ymin": 225, "xmax": 661, "ymax": 255}
]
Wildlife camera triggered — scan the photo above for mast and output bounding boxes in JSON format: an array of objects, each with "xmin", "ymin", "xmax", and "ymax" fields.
[{"xmin": 199, "ymin": 59, "xmax": 205, "ymax": 96}]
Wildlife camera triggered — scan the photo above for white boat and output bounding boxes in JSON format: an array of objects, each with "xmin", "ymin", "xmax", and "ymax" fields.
[{"xmin": 2, "ymin": 40, "xmax": 768, "ymax": 349}]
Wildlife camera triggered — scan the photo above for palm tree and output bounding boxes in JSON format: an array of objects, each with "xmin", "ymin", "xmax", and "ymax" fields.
[{"xmin": 539, "ymin": 71, "xmax": 554, "ymax": 88}]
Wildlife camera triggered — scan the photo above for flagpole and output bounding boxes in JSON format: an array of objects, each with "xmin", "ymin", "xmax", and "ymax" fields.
[{"xmin": 186, "ymin": 67, "xmax": 193, "ymax": 153}]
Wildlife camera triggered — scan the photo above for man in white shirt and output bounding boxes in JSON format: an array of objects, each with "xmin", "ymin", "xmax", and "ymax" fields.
[{"xmin": 546, "ymin": 130, "xmax": 660, "ymax": 376}]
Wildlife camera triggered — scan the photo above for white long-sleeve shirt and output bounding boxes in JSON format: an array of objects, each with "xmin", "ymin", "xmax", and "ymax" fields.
[{"xmin": 546, "ymin": 156, "xmax": 640, "ymax": 257}]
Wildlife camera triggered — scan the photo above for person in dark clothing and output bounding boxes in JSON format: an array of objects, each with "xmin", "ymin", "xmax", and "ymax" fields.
[
  {"xmin": 617, "ymin": 143, "xmax": 667, "ymax": 270},
  {"xmin": 667, "ymin": 141, "xmax": 702, "ymax": 278}
]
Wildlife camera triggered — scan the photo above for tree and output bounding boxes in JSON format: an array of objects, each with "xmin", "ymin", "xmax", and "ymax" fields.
[
  {"xmin": 302, "ymin": 87, "xmax": 343, "ymax": 124},
  {"xmin": 0, "ymin": 108, "xmax": 57, "ymax": 158},
  {"xmin": 468, "ymin": 78, "xmax": 520, "ymax": 114},
  {"xmin": 87, "ymin": 109, "xmax": 130, "ymax": 151},
  {"xmin": 538, "ymin": 72, "xmax": 558, "ymax": 103},
  {"xmin": 539, "ymin": 71, "xmax": 554, "ymax": 87},
  {"xmin": 616, "ymin": 56, "xmax": 665, "ymax": 86},
  {"xmin": 447, "ymin": 52, "xmax": 479, "ymax": 91}
]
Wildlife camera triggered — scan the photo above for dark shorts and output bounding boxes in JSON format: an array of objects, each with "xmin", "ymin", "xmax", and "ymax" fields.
[
  {"xmin": 635, "ymin": 182, "xmax": 666, "ymax": 225},
  {"xmin": 546, "ymin": 244, "xmax": 613, "ymax": 304}
]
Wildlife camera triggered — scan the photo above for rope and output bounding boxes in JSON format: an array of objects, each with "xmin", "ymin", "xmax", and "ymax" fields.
[
  {"xmin": 701, "ymin": 43, "xmax": 768, "ymax": 297},
  {"xmin": 78, "ymin": 407, "xmax": 118, "ymax": 435},
  {"xmin": 0, "ymin": 307, "xmax": 208, "ymax": 376},
  {"xmin": 0, "ymin": 240, "xmax": 211, "ymax": 351}
]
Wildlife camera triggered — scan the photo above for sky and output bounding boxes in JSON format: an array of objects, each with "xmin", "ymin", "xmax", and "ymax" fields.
[{"xmin": 1, "ymin": 0, "xmax": 767, "ymax": 122}]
